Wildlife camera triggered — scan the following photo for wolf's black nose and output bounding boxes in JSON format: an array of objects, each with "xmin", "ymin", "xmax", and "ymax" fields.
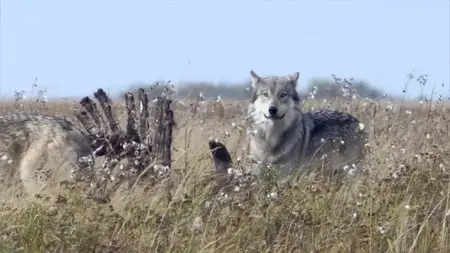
[{"xmin": 268, "ymin": 106, "xmax": 278, "ymax": 116}]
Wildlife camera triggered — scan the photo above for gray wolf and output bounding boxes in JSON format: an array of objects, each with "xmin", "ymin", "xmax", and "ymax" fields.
[
  {"xmin": 247, "ymin": 70, "xmax": 366, "ymax": 177},
  {"xmin": 0, "ymin": 114, "xmax": 95, "ymax": 197}
]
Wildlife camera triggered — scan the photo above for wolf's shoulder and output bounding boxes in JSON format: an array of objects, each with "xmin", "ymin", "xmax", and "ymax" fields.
[
  {"xmin": 0, "ymin": 113, "xmax": 77, "ymax": 131},
  {"xmin": 306, "ymin": 109, "xmax": 360, "ymax": 128},
  {"xmin": 0, "ymin": 113, "xmax": 63, "ymax": 122}
]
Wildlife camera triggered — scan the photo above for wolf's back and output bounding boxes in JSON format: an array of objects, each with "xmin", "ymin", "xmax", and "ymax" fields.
[
  {"xmin": 0, "ymin": 114, "xmax": 94, "ymax": 197},
  {"xmin": 305, "ymin": 109, "xmax": 366, "ymax": 168}
]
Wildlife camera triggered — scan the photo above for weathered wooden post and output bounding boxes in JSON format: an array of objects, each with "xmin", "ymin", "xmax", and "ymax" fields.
[{"xmin": 75, "ymin": 87, "xmax": 174, "ymax": 194}]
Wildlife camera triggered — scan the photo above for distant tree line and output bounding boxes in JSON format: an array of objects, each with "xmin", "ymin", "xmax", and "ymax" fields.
[
  {"xmin": 124, "ymin": 76, "xmax": 385, "ymax": 101},
  {"xmin": 307, "ymin": 77, "xmax": 384, "ymax": 99}
]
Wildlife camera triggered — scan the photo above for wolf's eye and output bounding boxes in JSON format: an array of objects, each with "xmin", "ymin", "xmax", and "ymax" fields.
[
  {"xmin": 261, "ymin": 92, "xmax": 269, "ymax": 97},
  {"xmin": 279, "ymin": 92, "xmax": 288, "ymax": 98}
]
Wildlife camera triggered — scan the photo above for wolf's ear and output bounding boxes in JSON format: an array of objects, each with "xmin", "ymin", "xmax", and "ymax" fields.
[
  {"xmin": 289, "ymin": 72, "xmax": 300, "ymax": 87},
  {"xmin": 250, "ymin": 70, "xmax": 261, "ymax": 87}
]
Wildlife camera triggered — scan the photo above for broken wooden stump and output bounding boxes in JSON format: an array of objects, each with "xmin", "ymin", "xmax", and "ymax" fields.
[{"xmin": 75, "ymin": 88, "xmax": 174, "ymax": 186}]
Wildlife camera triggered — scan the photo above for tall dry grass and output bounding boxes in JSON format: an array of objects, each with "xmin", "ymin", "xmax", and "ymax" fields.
[{"xmin": 0, "ymin": 91, "xmax": 449, "ymax": 253}]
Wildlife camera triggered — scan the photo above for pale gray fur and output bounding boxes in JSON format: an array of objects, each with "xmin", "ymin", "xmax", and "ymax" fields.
[
  {"xmin": 247, "ymin": 70, "xmax": 366, "ymax": 177},
  {"xmin": 0, "ymin": 114, "xmax": 95, "ymax": 197}
]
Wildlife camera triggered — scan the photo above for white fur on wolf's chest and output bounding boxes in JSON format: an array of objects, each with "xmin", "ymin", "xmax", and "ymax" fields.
[
  {"xmin": 248, "ymin": 127, "xmax": 295, "ymax": 175},
  {"xmin": 248, "ymin": 144, "xmax": 295, "ymax": 176},
  {"xmin": 247, "ymin": 102, "xmax": 294, "ymax": 171}
]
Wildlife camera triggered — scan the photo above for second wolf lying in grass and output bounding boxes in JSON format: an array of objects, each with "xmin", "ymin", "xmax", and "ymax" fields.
[
  {"xmin": 0, "ymin": 89, "xmax": 173, "ymax": 200},
  {"xmin": 0, "ymin": 114, "xmax": 96, "ymax": 198},
  {"xmin": 247, "ymin": 70, "xmax": 367, "ymax": 177}
]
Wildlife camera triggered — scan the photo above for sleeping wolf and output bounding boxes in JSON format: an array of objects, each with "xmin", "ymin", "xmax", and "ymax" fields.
[
  {"xmin": 0, "ymin": 114, "xmax": 95, "ymax": 197},
  {"xmin": 247, "ymin": 70, "xmax": 367, "ymax": 177}
]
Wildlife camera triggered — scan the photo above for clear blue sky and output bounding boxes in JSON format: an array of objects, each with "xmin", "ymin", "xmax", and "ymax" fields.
[{"xmin": 1, "ymin": 0, "xmax": 449, "ymax": 98}]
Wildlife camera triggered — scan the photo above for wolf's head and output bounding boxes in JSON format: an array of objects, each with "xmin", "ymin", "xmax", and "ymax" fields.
[{"xmin": 248, "ymin": 70, "xmax": 301, "ymax": 134}]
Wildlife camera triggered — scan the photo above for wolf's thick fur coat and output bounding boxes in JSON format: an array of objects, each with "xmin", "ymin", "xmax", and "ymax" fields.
[
  {"xmin": 0, "ymin": 114, "xmax": 95, "ymax": 197},
  {"xmin": 247, "ymin": 70, "xmax": 366, "ymax": 176}
]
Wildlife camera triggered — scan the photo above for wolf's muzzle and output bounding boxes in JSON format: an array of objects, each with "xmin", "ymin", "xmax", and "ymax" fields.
[
  {"xmin": 268, "ymin": 106, "xmax": 278, "ymax": 116},
  {"xmin": 265, "ymin": 106, "xmax": 285, "ymax": 120}
]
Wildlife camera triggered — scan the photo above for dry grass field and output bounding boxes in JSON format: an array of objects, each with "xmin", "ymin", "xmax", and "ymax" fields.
[{"xmin": 0, "ymin": 92, "xmax": 450, "ymax": 253}]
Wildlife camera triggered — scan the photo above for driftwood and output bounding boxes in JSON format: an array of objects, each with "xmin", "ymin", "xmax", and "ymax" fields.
[{"xmin": 75, "ymin": 88, "xmax": 174, "ymax": 183}]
